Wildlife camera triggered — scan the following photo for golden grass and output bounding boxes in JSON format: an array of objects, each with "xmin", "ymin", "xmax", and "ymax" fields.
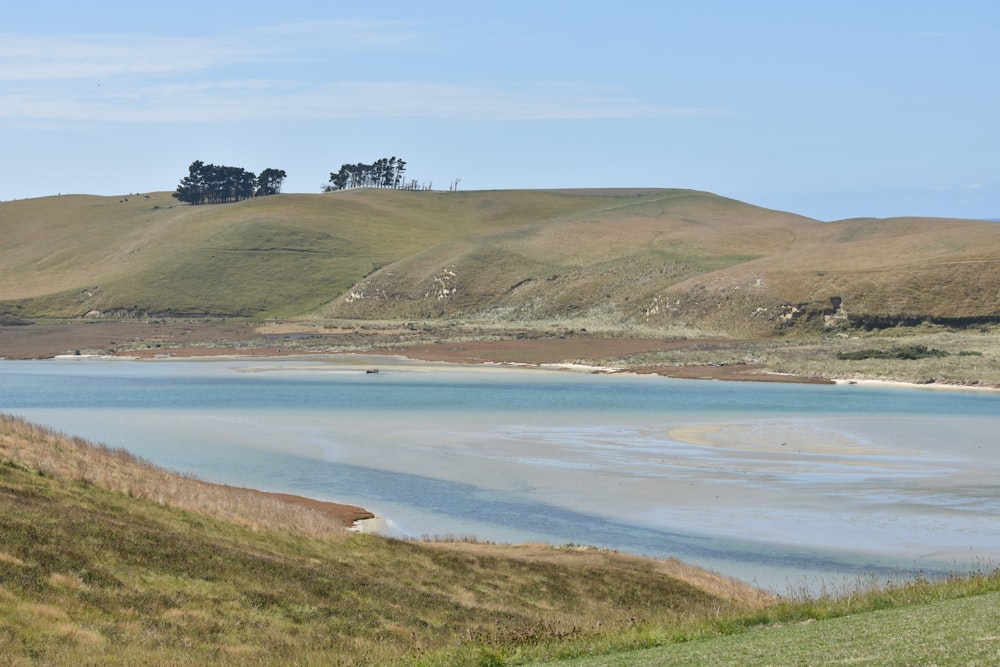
[
  {"xmin": 0, "ymin": 551, "xmax": 26, "ymax": 566},
  {"xmin": 424, "ymin": 542, "xmax": 775, "ymax": 611},
  {"xmin": 0, "ymin": 414, "xmax": 351, "ymax": 539}
]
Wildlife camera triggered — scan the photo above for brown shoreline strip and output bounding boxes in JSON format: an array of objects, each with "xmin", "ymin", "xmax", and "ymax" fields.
[
  {"xmin": 256, "ymin": 490, "xmax": 375, "ymax": 527},
  {"xmin": 630, "ymin": 363, "xmax": 835, "ymax": 384}
]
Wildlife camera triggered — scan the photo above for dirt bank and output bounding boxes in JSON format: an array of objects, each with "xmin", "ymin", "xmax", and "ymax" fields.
[
  {"xmin": 255, "ymin": 491, "xmax": 375, "ymax": 527},
  {"xmin": 0, "ymin": 320, "xmax": 258, "ymax": 359}
]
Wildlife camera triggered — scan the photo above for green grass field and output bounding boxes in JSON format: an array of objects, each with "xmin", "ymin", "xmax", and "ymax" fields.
[
  {"xmin": 537, "ymin": 591, "xmax": 1000, "ymax": 666},
  {"xmin": 3, "ymin": 188, "xmax": 998, "ymax": 334}
]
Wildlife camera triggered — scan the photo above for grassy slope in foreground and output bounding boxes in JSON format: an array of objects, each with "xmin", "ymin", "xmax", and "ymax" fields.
[
  {"xmin": 0, "ymin": 414, "xmax": 771, "ymax": 666},
  {"xmin": 5, "ymin": 416, "xmax": 1000, "ymax": 666}
]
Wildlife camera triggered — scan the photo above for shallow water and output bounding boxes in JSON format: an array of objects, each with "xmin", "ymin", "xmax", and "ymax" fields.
[{"xmin": 2, "ymin": 355, "xmax": 998, "ymax": 594}]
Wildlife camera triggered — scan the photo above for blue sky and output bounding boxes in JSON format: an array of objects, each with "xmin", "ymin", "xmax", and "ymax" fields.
[{"xmin": 2, "ymin": 0, "xmax": 997, "ymax": 220}]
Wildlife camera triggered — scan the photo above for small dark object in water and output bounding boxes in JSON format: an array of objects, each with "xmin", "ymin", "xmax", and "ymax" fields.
[{"xmin": 366, "ymin": 368, "xmax": 379, "ymax": 374}]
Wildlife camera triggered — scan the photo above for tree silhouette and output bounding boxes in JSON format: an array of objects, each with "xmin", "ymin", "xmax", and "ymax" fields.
[
  {"xmin": 173, "ymin": 161, "xmax": 285, "ymax": 204},
  {"xmin": 326, "ymin": 157, "xmax": 408, "ymax": 191},
  {"xmin": 256, "ymin": 168, "xmax": 287, "ymax": 196}
]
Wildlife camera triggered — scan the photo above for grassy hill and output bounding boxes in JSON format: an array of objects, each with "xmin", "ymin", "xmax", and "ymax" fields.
[{"xmin": 2, "ymin": 189, "xmax": 999, "ymax": 334}]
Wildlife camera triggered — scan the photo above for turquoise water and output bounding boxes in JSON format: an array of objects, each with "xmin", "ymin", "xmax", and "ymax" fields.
[{"xmin": 2, "ymin": 355, "xmax": 998, "ymax": 593}]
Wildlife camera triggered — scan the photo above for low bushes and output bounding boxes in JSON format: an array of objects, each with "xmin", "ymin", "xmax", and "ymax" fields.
[{"xmin": 836, "ymin": 344, "xmax": 948, "ymax": 361}]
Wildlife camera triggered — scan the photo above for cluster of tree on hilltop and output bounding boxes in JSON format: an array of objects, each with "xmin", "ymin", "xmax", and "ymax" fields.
[
  {"xmin": 173, "ymin": 156, "xmax": 443, "ymax": 205},
  {"xmin": 325, "ymin": 156, "xmax": 418, "ymax": 191},
  {"xmin": 173, "ymin": 161, "xmax": 286, "ymax": 205}
]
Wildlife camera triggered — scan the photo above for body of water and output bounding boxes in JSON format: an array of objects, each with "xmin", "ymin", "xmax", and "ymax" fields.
[{"xmin": 2, "ymin": 355, "xmax": 998, "ymax": 593}]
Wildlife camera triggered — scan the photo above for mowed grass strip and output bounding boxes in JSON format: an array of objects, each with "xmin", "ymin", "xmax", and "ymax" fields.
[{"xmin": 535, "ymin": 591, "xmax": 1000, "ymax": 666}]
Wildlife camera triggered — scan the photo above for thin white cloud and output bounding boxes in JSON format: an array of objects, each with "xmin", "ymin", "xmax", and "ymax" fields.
[
  {"xmin": 0, "ymin": 80, "xmax": 727, "ymax": 124},
  {"xmin": 0, "ymin": 21, "xmax": 726, "ymax": 124},
  {"xmin": 237, "ymin": 19, "xmax": 420, "ymax": 50},
  {"xmin": 914, "ymin": 31, "xmax": 964, "ymax": 39},
  {"xmin": 0, "ymin": 20, "xmax": 419, "ymax": 81},
  {"xmin": 931, "ymin": 182, "xmax": 987, "ymax": 192},
  {"xmin": 0, "ymin": 35, "xmax": 221, "ymax": 80}
]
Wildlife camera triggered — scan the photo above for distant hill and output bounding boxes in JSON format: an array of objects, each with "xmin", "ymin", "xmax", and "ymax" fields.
[{"xmin": 2, "ymin": 189, "xmax": 999, "ymax": 335}]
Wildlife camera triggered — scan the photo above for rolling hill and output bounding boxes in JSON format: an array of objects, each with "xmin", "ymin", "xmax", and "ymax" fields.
[{"xmin": 2, "ymin": 188, "xmax": 998, "ymax": 335}]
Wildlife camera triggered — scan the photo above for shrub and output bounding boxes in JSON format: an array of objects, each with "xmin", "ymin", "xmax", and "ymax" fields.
[{"xmin": 836, "ymin": 345, "xmax": 949, "ymax": 361}]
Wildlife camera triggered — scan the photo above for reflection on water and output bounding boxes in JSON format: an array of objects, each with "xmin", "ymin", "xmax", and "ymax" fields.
[{"xmin": 2, "ymin": 356, "xmax": 999, "ymax": 594}]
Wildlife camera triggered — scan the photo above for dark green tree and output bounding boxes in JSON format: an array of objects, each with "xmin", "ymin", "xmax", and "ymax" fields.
[
  {"xmin": 325, "ymin": 157, "xmax": 407, "ymax": 191},
  {"xmin": 173, "ymin": 160, "xmax": 207, "ymax": 205},
  {"xmin": 173, "ymin": 161, "xmax": 259, "ymax": 205},
  {"xmin": 256, "ymin": 168, "xmax": 287, "ymax": 196}
]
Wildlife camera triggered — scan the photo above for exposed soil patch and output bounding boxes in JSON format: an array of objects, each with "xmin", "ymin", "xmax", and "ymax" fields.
[
  {"xmin": 255, "ymin": 491, "xmax": 375, "ymax": 526},
  {"xmin": 378, "ymin": 339, "xmax": 834, "ymax": 383},
  {"xmin": 382, "ymin": 338, "xmax": 711, "ymax": 366},
  {"xmin": 631, "ymin": 363, "xmax": 834, "ymax": 384},
  {"xmin": 0, "ymin": 320, "xmax": 257, "ymax": 359}
]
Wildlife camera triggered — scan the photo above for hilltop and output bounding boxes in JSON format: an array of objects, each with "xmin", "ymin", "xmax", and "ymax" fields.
[{"xmin": 2, "ymin": 188, "xmax": 999, "ymax": 335}]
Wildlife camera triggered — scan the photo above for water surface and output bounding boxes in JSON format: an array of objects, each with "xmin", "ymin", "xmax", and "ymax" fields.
[{"xmin": 2, "ymin": 355, "xmax": 997, "ymax": 593}]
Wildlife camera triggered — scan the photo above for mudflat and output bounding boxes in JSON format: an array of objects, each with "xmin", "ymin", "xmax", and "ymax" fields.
[
  {"xmin": 0, "ymin": 320, "xmax": 828, "ymax": 383},
  {"xmin": 0, "ymin": 320, "xmax": 259, "ymax": 359}
]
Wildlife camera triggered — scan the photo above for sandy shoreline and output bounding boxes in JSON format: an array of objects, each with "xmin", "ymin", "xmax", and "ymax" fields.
[
  {"xmin": 833, "ymin": 377, "xmax": 1000, "ymax": 393},
  {"xmin": 119, "ymin": 348, "xmax": 1000, "ymax": 393}
]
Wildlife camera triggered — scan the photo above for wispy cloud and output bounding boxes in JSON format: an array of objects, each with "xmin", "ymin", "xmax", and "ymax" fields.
[
  {"xmin": 931, "ymin": 182, "xmax": 987, "ymax": 192},
  {"xmin": 0, "ymin": 79, "xmax": 727, "ymax": 124},
  {"xmin": 914, "ymin": 31, "xmax": 965, "ymax": 39},
  {"xmin": 0, "ymin": 20, "xmax": 419, "ymax": 81},
  {"xmin": 0, "ymin": 22, "xmax": 726, "ymax": 124}
]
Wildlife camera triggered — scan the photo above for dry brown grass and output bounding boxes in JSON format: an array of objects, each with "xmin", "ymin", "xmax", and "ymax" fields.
[
  {"xmin": 425, "ymin": 541, "xmax": 776, "ymax": 610},
  {"xmin": 0, "ymin": 413, "xmax": 357, "ymax": 538},
  {"xmin": 763, "ymin": 329, "xmax": 1000, "ymax": 386}
]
